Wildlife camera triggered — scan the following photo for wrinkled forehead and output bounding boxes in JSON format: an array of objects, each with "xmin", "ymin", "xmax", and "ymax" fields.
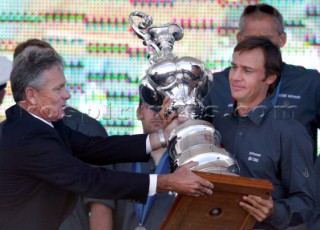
[
  {"xmin": 242, "ymin": 14, "xmax": 279, "ymax": 33},
  {"xmin": 232, "ymin": 48, "xmax": 265, "ymax": 68}
]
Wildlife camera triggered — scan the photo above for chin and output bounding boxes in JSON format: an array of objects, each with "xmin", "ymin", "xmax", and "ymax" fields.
[
  {"xmin": 230, "ymin": 92, "xmax": 242, "ymax": 100},
  {"xmin": 59, "ymin": 113, "xmax": 65, "ymax": 120},
  {"xmin": 50, "ymin": 112, "xmax": 65, "ymax": 121},
  {"xmin": 154, "ymin": 124, "xmax": 164, "ymax": 130}
]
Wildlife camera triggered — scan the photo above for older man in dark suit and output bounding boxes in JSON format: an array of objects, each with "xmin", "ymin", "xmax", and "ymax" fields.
[{"xmin": 0, "ymin": 46, "xmax": 213, "ymax": 230}]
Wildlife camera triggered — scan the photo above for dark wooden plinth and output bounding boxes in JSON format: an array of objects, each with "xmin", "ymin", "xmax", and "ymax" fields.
[{"xmin": 161, "ymin": 171, "xmax": 273, "ymax": 230}]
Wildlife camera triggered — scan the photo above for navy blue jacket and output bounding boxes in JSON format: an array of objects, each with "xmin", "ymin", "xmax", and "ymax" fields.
[
  {"xmin": 214, "ymin": 98, "xmax": 316, "ymax": 229},
  {"xmin": 204, "ymin": 63, "xmax": 320, "ymax": 158}
]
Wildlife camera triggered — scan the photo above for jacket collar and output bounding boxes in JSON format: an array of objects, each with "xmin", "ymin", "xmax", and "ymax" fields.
[{"xmin": 233, "ymin": 97, "xmax": 273, "ymax": 125}]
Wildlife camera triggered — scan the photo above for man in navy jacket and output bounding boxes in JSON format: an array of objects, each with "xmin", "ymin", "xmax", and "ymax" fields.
[
  {"xmin": 212, "ymin": 36, "xmax": 316, "ymax": 229},
  {"xmin": 204, "ymin": 4, "xmax": 320, "ymax": 159}
]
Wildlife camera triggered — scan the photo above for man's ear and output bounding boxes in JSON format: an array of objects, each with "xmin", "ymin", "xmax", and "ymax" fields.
[
  {"xmin": 25, "ymin": 87, "xmax": 37, "ymax": 105},
  {"xmin": 236, "ymin": 32, "xmax": 243, "ymax": 43},
  {"xmin": 266, "ymin": 74, "xmax": 277, "ymax": 85},
  {"xmin": 136, "ymin": 106, "xmax": 142, "ymax": 120},
  {"xmin": 279, "ymin": 32, "xmax": 287, "ymax": 48}
]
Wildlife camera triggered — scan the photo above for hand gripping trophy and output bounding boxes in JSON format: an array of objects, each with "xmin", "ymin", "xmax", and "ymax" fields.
[{"xmin": 129, "ymin": 12, "xmax": 239, "ymax": 175}]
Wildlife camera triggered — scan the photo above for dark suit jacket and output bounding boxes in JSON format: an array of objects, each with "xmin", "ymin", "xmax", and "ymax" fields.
[
  {"xmin": 0, "ymin": 104, "xmax": 150, "ymax": 230},
  {"xmin": 60, "ymin": 106, "xmax": 109, "ymax": 230}
]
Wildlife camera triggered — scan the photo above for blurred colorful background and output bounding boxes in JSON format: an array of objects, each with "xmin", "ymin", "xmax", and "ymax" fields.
[{"xmin": 0, "ymin": 0, "xmax": 319, "ymax": 153}]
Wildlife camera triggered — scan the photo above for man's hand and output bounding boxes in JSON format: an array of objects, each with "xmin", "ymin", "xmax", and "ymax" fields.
[
  {"xmin": 149, "ymin": 97, "xmax": 187, "ymax": 151},
  {"xmin": 159, "ymin": 97, "xmax": 187, "ymax": 142},
  {"xmin": 162, "ymin": 116, "xmax": 187, "ymax": 142},
  {"xmin": 157, "ymin": 161, "xmax": 214, "ymax": 197},
  {"xmin": 159, "ymin": 97, "xmax": 176, "ymax": 128},
  {"xmin": 89, "ymin": 202, "xmax": 113, "ymax": 230},
  {"xmin": 239, "ymin": 195, "xmax": 274, "ymax": 222}
]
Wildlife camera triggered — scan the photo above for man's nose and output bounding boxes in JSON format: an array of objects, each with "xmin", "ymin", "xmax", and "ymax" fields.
[
  {"xmin": 154, "ymin": 112, "xmax": 161, "ymax": 118},
  {"xmin": 230, "ymin": 69, "xmax": 242, "ymax": 81},
  {"xmin": 64, "ymin": 89, "xmax": 71, "ymax": 100}
]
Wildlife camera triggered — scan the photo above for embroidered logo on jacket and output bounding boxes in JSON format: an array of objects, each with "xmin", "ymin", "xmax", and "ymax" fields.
[{"xmin": 248, "ymin": 152, "xmax": 261, "ymax": 163}]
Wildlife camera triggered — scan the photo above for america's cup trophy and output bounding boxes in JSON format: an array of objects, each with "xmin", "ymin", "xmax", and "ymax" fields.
[{"xmin": 129, "ymin": 12, "xmax": 239, "ymax": 176}]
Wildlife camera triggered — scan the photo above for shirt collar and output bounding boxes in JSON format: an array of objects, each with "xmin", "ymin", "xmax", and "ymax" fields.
[
  {"xmin": 29, "ymin": 112, "xmax": 54, "ymax": 128},
  {"xmin": 233, "ymin": 97, "xmax": 273, "ymax": 125}
]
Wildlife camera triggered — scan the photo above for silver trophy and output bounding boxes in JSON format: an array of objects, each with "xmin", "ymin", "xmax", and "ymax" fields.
[{"xmin": 129, "ymin": 12, "xmax": 239, "ymax": 175}]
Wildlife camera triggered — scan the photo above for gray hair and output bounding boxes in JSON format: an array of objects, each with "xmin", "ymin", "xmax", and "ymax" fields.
[
  {"xmin": 239, "ymin": 4, "xmax": 285, "ymax": 35},
  {"xmin": 10, "ymin": 46, "xmax": 64, "ymax": 102}
]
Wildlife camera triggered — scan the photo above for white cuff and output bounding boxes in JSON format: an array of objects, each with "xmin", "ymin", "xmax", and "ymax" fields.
[
  {"xmin": 148, "ymin": 174, "xmax": 158, "ymax": 196},
  {"xmin": 146, "ymin": 135, "xmax": 152, "ymax": 153},
  {"xmin": 158, "ymin": 129, "xmax": 167, "ymax": 148}
]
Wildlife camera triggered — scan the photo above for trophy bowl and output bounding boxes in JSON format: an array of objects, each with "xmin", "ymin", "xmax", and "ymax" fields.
[{"xmin": 129, "ymin": 11, "xmax": 239, "ymax": 176}]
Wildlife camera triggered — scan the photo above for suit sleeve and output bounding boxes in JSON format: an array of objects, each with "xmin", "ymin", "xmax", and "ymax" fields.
[
  {"xmin": 55, "ymin": 121, "xmax": 149, "ymax": 165},
  {"xmin": 12, "ymin": 129, "xmax": 150, "ymax": 203}
]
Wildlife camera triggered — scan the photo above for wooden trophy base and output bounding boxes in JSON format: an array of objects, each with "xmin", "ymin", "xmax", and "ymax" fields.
[{"xmin": 161, "ymin": 171, "xmax": 273, "ymax": 230}]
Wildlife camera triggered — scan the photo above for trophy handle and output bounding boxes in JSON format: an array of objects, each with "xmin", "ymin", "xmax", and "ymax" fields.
[
  {"xmin": 129, "ymin": 11, "xmax": 184, "ymax": 64},
  {"xmin": 128, "ymin": 11, "xmax": 161, "ymax": 62}
]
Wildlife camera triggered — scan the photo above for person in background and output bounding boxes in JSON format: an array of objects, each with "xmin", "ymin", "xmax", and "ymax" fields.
[
  {"xmin": 85, "ymin": 98, "xmax": 175, "ymax": 230},
  {"xmin": 204, "ymin": 3, "xmax": 320, "ymax": 160},
  {"xmin": 0, "ymin": 45, "xmax": 213, "ymax": 230},
  {"xmin": 12, "ymin": 38, "xmax": 110, "ymax": 230},
  {"xmin": 213, "ymin": 36, "xmax": 315, "ymax": 229},
  {"xmin": 0, "ymin": 56, "xmax": 12, "ymax": 140},
  {"xmin": 0, "ymin": 56, "xmax": 12, "ymax": 108}
]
